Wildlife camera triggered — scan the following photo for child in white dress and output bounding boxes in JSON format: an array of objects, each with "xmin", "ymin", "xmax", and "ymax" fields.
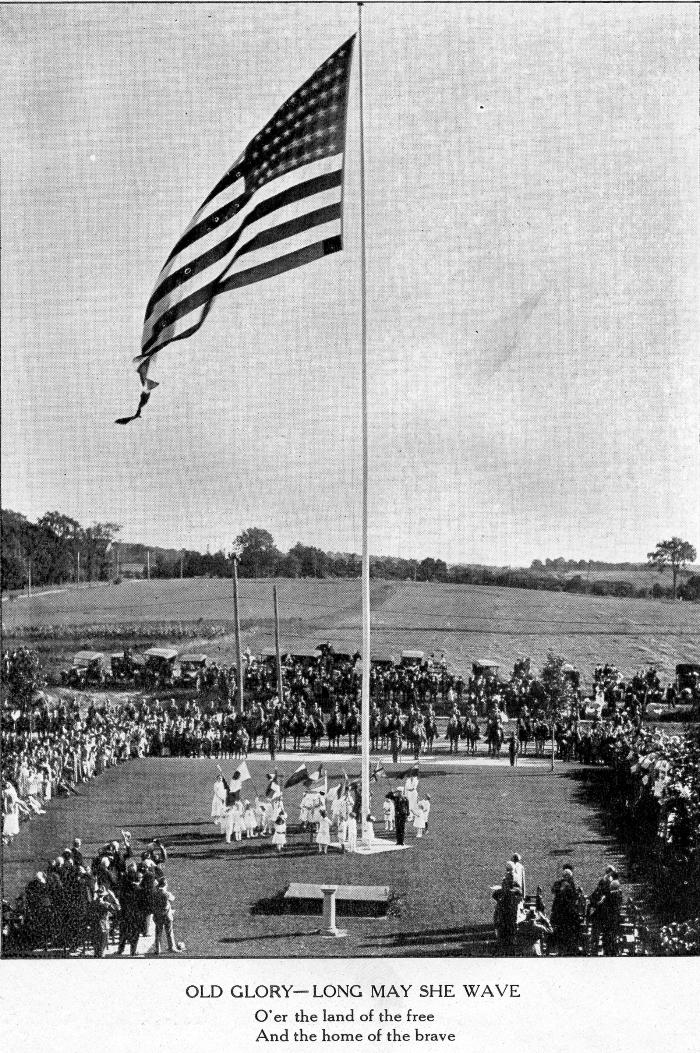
[
  {"xmin": 345, "ymin": 812, "xmax": 358, "ymax": 853},
  {"xmin": 272, "ymin": 813, "xmax": 287, "ymax": 852},
  {"xmin": 383, "ymin": 796, "xmax": 395, "ymax": 832},
  {"xmin": 243, "ymin": 801, "xmax": 257, "ymax": 838},
  {"xmin": 232, "ymin": 800, "xmax": 246, "ymax": 842},
  {"xmin": 413, "ymin": 798, "xmax": 430, "ymax": 839},
  {"xmin": 315, "ymin": 810, "xmax": 331, "ymax": 854}
]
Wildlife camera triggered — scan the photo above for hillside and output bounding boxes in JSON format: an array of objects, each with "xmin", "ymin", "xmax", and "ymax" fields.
[{"xmin": 3, "ymin": 577, "xmax": 699, "ymax": 683}]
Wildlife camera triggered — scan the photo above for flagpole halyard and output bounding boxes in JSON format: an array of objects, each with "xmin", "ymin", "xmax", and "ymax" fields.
[{"xmin": 357, "ymin": 1, "xmax": 371, "ymax": 847}]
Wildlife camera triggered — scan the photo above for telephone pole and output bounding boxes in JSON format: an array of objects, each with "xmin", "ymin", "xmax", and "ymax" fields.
[
  {"xmin": 273, "ymin": 585, "xmax": 284, "ymax": 709},
  {"xmin": 232, "ymin": 557, "xmax": 244, "ymax": 714}
]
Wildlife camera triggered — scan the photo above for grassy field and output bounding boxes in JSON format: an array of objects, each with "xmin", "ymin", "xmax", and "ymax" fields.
[
  {"xmin": 3, "ymin": 577, "xmax": 699, "ymax": 682},
  {"xmin": 2, "ymin": 755, "xmax": 637, "ymax": 957}
]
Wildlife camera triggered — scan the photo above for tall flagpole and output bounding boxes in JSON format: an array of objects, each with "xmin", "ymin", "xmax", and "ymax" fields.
[{"xmin": 358, "ymin": 2, "xmax": 371, "ymax": 845}]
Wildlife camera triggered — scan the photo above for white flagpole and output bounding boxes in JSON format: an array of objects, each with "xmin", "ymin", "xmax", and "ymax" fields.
[{"xmin": 357, "ymin": 2, "xmax": 371, "ymax": 846}]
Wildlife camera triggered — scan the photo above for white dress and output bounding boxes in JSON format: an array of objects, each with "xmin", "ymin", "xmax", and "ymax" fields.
[
  {"xmin": 3, "ymin": 785, "xmax": 20, "ymax": 838},
  {"xmin": 345, "ymin": 814, "xmax": 358, "ymax": 853},
  {"xmin": 272, "ymin": 820, "xmax": 287, "ymax": 847},
  {"xmin": 316, "ymin": 816, "xmax": 331, "ymax": 847},
  {"xmin": 404, "ymin": 776, "xmax": 419, "ymax": 818},
  {"xmin": 413, "ymin": 801, "xmax": 428, "ymax": 831},
  {"xmin": 211, "ymin": 778, "xmax": 227, "ymax": 823},
  {"xmin": 299, "ymin": 792, "xmax": 314, "ymax": 824}
]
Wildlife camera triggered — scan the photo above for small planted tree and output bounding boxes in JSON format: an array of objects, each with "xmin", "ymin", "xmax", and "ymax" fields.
[
  {"xmin": 2, "ymin": 646, "xmax": 43, "ymax": 711},
  {"xmin": 540, "ymin": 650, "xmax": 578, "ymax": 771},
  {"xmin": 647, "ymin": 537, "xmax": 697, "ymax": 600}
]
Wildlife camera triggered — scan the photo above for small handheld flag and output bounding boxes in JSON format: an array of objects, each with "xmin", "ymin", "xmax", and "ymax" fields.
[{"xmin": 117, "ymin": 35, "xmax": 355, "ymax": 424}]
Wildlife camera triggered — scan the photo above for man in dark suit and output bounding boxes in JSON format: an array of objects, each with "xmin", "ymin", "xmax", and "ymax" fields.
[{"xmin": 393, "ymin": 789, "xmax": 410, "ymax": 846}]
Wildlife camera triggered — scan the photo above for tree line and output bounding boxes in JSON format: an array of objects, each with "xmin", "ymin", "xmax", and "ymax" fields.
[{"xmin": 2, "ymin": 511, "xmax": 697, "ymax": 602}]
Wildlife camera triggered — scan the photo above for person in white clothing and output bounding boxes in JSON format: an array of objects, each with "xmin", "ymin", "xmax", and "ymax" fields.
[
  {"xmin": 383, "ymin": 796, "xmax": 395, "ymax": 832},
  {"xmin": 413, "ymin": 798, "xmax": 429, "ymax": 838},
  {"xmin": 299, "ymin": 790, "xmax": 314, "ymax": 829},
  {"xmin": 511, "ymin": 853, "xmax": 526, "ymax": 896},
  {"xmin": 243, "ymin": 801, "xmax": 257, "ymax": 838},
  {"xmin": 272, "ymin": 813, "xmax": 287, "ymax": 852},
  {"xmin": 345, "ymin": 811, "xmax": 358, "ymax": 853},
  {"xmin": 315, "ymin": 810, "xmax": 331, "ymax": 854},
  {"xmin": 232, "ymin": 800, "xmax": 246, "ymax": 842},
  {"xmin": 211, "ymin": 776, "xmax": 227, "ymax": 825},
  {"xmin": 404, "ymin": 774, "xmax": 419, "ymax": 819}
]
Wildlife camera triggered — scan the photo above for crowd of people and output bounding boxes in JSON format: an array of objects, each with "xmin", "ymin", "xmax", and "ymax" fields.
[
  {"xmin": 492, "ymin": 856, "xmax": 646, "ymax": 956},
  {"xmin": 3, "ymin": 645, "xmax": 698, "ymax": 956},
  {"xmin": 2, "ymin": 829, "xmax": 183, "ymax": 957},
  {"xmin": 209, "ymin": 763, "xmax": 428, "ymax": 852}
]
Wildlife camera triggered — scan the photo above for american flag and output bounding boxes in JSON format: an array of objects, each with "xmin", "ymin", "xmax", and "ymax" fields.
[{"xmin": 117, "ymin": 36, "xmax": 355, "ymax": 423}]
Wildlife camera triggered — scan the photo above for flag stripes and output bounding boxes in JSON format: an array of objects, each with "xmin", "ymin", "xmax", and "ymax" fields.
[{"xmin": 118, "ymin": 35, "xmax": 354, "ymax": 423}]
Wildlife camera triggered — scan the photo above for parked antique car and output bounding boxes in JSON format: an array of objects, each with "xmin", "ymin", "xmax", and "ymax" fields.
[
  {"xmin": 142, "ymin": 647, "xmax": 179, "ymax": 687},
  {"xmin": 178, "ymin": 653, "xmax": 208, "ymax": 686},
  {"xmin": 60, "ymin": 651, "xmax": 108, "ymax": 689}
]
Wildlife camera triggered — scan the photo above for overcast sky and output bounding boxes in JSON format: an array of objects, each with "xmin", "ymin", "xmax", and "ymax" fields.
[{"xmin": 2, "ymin": 3, "xmax": 698, "ymax": 565}]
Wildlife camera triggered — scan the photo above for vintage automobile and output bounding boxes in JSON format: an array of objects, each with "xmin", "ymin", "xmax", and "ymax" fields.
[
  {"xmin": 142, "ymin": 647, "xmax": 179, "ymax": 687},
  {"xmin": 178, "ymin": 653, "xmax": 208, "ymax": 686},
  {"xmin": 400, "ymin": 649, "xmax": 425, "ymax": 668},
  {"xmin": 109, "ymin": 650, "xmax": 144, "ymax": 685},
  {"xmin": 676, "ymin": 663, "xmax": 700, "ymax": 695},
  {"xmin": 60, "ymin": 651, "xmax": 108, "ymax": 689},
  {"xmin": 472, "ymin": 659, "xmax": 501, "ymax": 680}
]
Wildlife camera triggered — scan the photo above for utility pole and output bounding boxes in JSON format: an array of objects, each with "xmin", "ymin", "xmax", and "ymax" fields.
[
  {"xmin": 147, "ymin": 550, "xmax": 151, "ymax": 581},
  {"xmin": 180, "ymin": 551, "xmax": 184, "ymax": 580},
  {"xmin": 77, "ymin": 551, "xmax": 80, "ymax": 587},
  {"xmin": 27, "ymin": 560, "xmax": 32, "ymax": 597},
  {"xmin": 232, "ymin": 556, "xmax": 244, "ymax": 714},
  {"xmin": 273, "ymin": 585, "xmax": 284, "ymax": 709}
]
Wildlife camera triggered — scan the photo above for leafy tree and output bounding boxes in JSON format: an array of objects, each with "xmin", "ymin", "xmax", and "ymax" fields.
[
  {"xmin": 2, "ymin": 646, "xmax": 43, "ymax": 709},
  {"xmin": 647, "ymin": 537, "xmax": 697, "ymax": 600},
  {"xmin": 234, "ymin": 527, "xmax": 279, "ymax": 578},
  {"xmin": 83, "ymin": 522, "xmax": 121, "ymax": 581},
  {"xmin": 540, "ymin": 650, "xmax": 578, "ymax": 771},
  {"xmin": 38, "ymin": 510, "xmax": 82, "ymax": 582}
]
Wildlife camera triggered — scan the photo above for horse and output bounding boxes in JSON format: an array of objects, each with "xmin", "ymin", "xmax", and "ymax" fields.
[
  {"xmin": 407, "ymin": 717, "xmax": 427, "ymax": 760},
  {"xmin": 307, "ymin": 714, "xmax": 324, "ymax": 752},
  {"xmin": 534, "ymin": 720, "xmax": 549, "ymax": 757},
  {"xmin": 345, "ymin": 710, "xmax": 360, "ymax": 750},
  {"xmin": 463, "ymin": 717, "xmax": 480, "ymax": 755},
  {"xmin": 486, "ymin": 718, "xmax": 504, "ymax": 758},
  {"xmin": 233, "ymin": 726, "xmax": 249, "ymax": 759},
  {"xmin": 424, "ymin": 713, "xmax": 439, "ymax": 753},
  {"xmin": 446, "ymin": 714, "xmax": 462, "ymax": 754},
  {"xmin": 291, "ymin": 712, "xmax": 307, "ymax": 751},
  {"xmin": 517, "ymin": 716, "xmax": 532, "ymax": 756},
  {"xmin": 326, "ymin": 711, "xmax": 345, "ymax": 751}
]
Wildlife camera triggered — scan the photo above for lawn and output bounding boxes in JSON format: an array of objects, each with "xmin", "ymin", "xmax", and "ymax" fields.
[{"xmin": 2, "ymin": 754, "xmax": 634, "ymax": 957}]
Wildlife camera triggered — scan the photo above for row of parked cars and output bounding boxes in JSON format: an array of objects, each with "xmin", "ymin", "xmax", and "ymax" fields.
[{"xmin": 58, "ymin": 648, "xmax": 209, "ymax": 689}]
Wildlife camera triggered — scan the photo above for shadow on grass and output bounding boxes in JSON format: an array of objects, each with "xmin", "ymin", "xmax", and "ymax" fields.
[
  {"xmin": 359, "ymin": 923, "xmax": 497, "ymax": 957},
  {"xmin": 220, "ymin": 930, "xmax": 319, "ymax": 944},
  {"xmin": 170, "ymin": 846, "xmax": 321, "ymax": 861}
]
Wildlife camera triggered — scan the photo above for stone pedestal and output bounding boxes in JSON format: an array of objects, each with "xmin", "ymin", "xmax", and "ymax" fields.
[{"xmin": 320, "ymin": 885, "xmax": 346, "ymax": 938}]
